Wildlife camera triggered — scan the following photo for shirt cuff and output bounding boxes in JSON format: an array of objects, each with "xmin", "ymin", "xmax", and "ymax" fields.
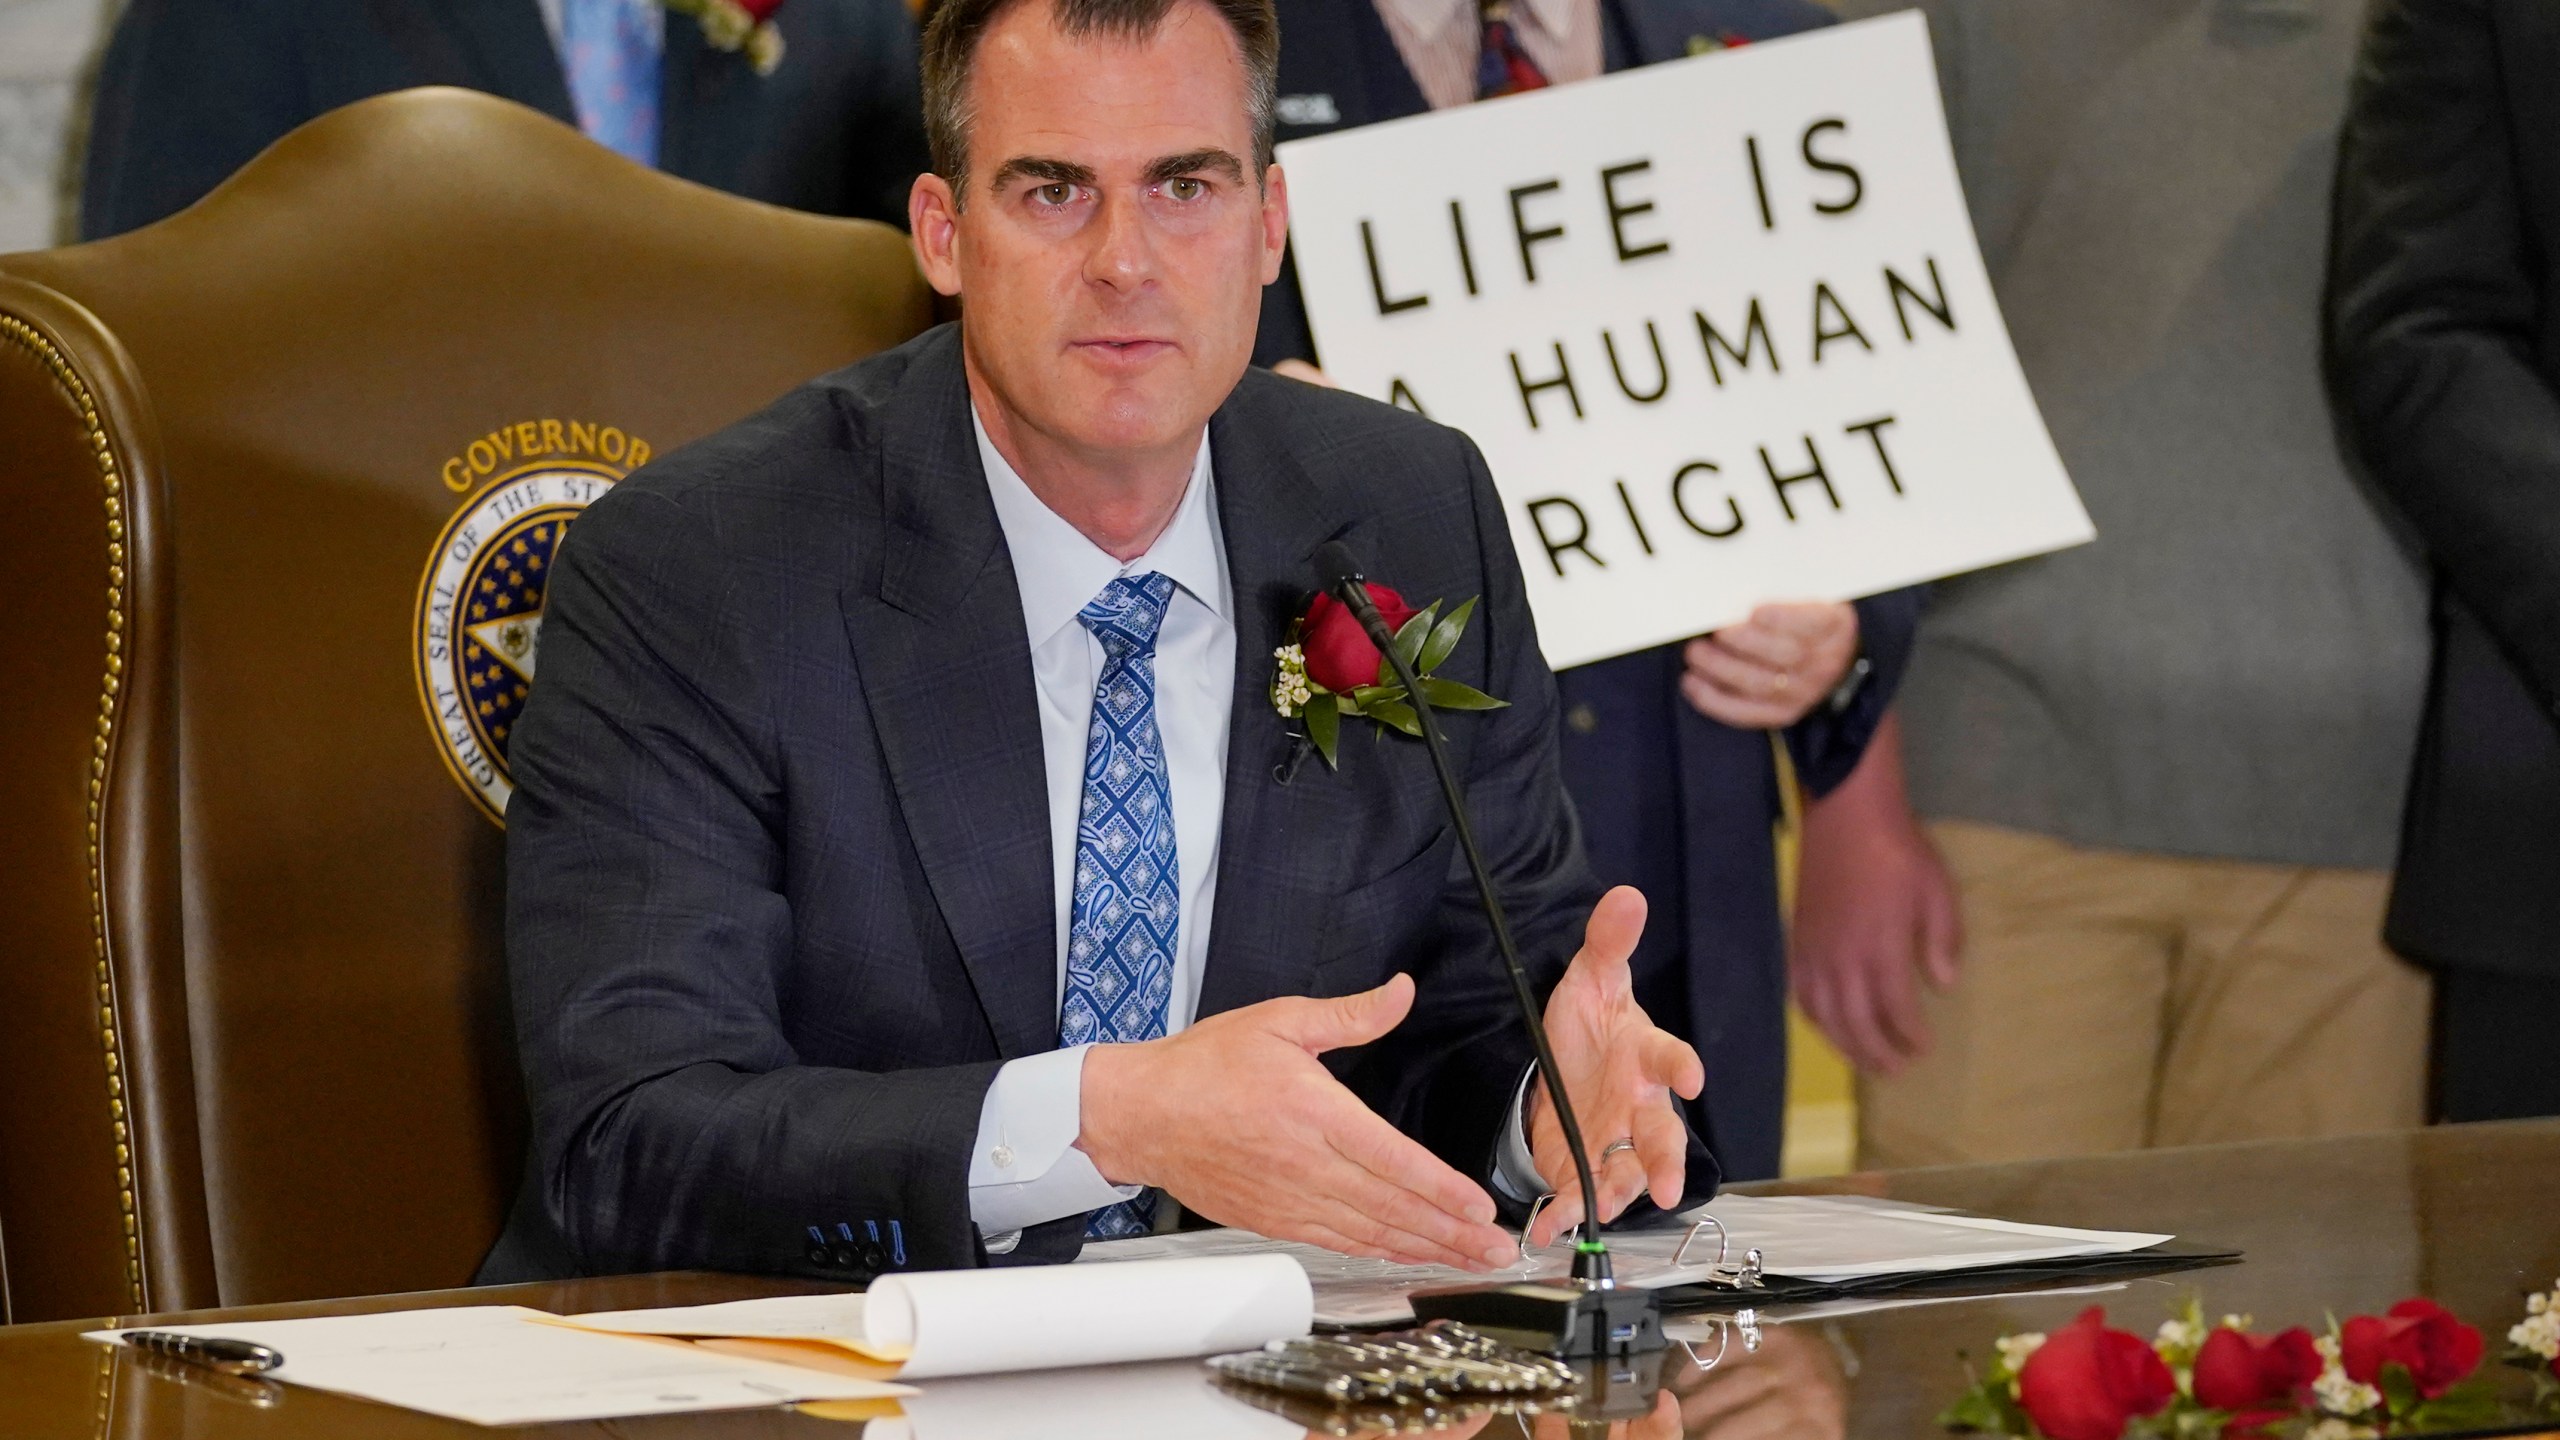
[
  {"xmin": 1491, "ymin": 1065, "xmax": 1547, "ymax": 1205},
  {"xmin": 967, "ymin": 1044, "xmax": 1142, "ymax": 1242}
]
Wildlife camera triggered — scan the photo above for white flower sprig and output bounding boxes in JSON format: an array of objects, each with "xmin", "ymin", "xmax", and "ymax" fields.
[
  {"xmin": 1270, "ymin": 643, "xmax": 1313, "ymax": 718},
  {"xmin": 2311, "ymin": 1331, "xmax": 2385, "ymax": 1418},
  {"xmin": 2512, "ymin": 1281, "xmax": 2560, "ymax": 1366}
]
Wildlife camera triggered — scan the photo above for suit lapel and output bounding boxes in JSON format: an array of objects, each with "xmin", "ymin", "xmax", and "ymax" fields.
[
  {"xmin": 1195, "ymin": 388, "xmax": 1362, "ymax": 1019},
  {"xmin": 840, "ymin": 331, "xmax": 1061, "ymax": 1060},
  {"xmin": 419, "ymin": 0, "xmax": 578, "ymax": 123}
]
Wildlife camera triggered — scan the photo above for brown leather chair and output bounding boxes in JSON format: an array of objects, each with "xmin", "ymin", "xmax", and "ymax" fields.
[{"xmin": 0, "ymin": 87, "xmax": 932, "ymax": 1323}]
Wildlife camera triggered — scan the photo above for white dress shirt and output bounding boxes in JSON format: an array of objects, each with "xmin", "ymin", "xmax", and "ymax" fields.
[
  {"xmin": 959, "ymin": 408, "xmax": 1546, "ymax": 1248},
  {"xmin": 963, "ymin": 411, "xmax": 1235, "ymax": 1240},
  {"xmin": 1373, "ymin": 0, "xmax": 1604, "ymax": 112}
]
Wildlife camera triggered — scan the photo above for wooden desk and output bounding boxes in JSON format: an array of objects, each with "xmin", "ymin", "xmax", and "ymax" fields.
[{"xmin": 5, "ymin": 1121, "xmax": 2556, "ymax": 1438}]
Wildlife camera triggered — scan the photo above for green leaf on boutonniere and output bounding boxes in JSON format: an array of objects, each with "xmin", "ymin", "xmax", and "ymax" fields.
[
  {"xmin": 1363, "ymin": 696, "xmax": 1423, "ymax": 737},
  {"xmin": 1304, "ymin": 692, "xmax": 1340, "ymax": 769},
  {"xmin": 1342, "ymin": 684, "xmax": 1405, "ymax": 717},
  {"xmin": 1378, "ymin": 608, "xmax": 1436, "ymax": 686},
  {"xmin": 1418, "ymin": 676, "xmax": 1508, "ymax": 711},
  {"xmin": 1418, "ymin": 596, "xmax": 1477, "ymax": 673},
  {"xmin": 2404, "ymin": 1376, "xmax": 2506, "ymax": 1431},
  {"xmin": 2380, "ymin": 1363, "xmax": 2422, "ymax": 1417}
]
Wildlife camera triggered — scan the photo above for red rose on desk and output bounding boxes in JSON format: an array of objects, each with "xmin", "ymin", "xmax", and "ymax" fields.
[
  {"xmin": 1300, "ymin": 584, "xmax": 1419, "ymax": 693},
  {"xmin": 2192, "ymin": 1325, "xmax": 2321, "ymax": 1411},
  {"xmin": 2015, "ymin": 1308, "xmax": 2176, "ymax": 1440},
  {"xmin": 2343, "ymin": 1298, "xmax": 2485, "ymax": 1399}
]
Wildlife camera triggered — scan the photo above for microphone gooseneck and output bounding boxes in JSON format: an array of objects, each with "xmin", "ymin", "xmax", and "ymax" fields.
[{"xmin": 1311, "ymin": 541, "xmax": 1614, "ymax": 1289}]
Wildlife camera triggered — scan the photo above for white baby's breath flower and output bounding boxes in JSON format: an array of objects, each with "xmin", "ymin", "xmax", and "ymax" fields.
[
  {"xmin": 1995, "ymin": 1332, "xmax": 2046, "ymax": 1372},
  {"xmin": 2313, "ymin": 1365, "xmax": 2382, "ymax": 1417},
  {"xmin": 2156, "ymin": 1317, "xmax": 2203, "ymax": 1352},
  {"xmin": 2510, "ymin": 1309, "xmax": 2560, "ymax": 1362},
  {"xmin": 2315, "ymin": 1333, "xmax": 2343, "ymax": 1363}
]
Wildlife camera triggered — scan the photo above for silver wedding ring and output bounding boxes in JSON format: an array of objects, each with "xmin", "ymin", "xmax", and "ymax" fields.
[{"xmin": 1599, "ymin": 1138, "xmax": 1637, "ymax": 1163}]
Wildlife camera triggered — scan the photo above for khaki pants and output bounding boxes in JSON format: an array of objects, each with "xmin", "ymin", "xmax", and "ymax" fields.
[{"xmin": 1857, "ymin": 821, "xmax": 2431, "ymax": 1169}]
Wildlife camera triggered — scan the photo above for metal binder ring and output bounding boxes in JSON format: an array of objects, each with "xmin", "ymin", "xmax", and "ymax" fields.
[
  {"xmin": 1676, "ymin": 1215, "xmax": 1769, "ymax": 1290},
  {"xmin": 1675, "ymin": 1215, "xmax": 1730, "ymax": 1268},
  {"xmin": 1520, "ymin": 1192, "xmax": 1556, "ymax": 1262}
]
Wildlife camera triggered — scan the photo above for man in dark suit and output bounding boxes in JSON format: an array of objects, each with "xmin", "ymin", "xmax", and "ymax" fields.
[
  {"xmin": 2330, "ymin": 0, "xmax": 2560, "ymax": 1122},
  {"xmin": 490, "ymin": 0, "xmax": 1712, "ymax": 1281},
  {"xmin": 1249, "ymin": 0, "xmax": 1920, "ymax": 1181},
  {"xmin": 79, "ymin": 0, "xmax": 928, "ymax": 239}
]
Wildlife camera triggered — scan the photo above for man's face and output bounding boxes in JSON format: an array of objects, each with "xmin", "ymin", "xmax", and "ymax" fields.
[{"xmin": 910, "ymin": 1, "xmax": 1289, "ymax": 462}]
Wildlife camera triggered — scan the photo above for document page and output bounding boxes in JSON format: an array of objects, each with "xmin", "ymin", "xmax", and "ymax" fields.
[
  {"xmin": 85, "ymin": 1305, "xmax": 911, "ymax": 1426},
  {"xmin": 1078, "ymin": 1193, "xmax": 2170, "ymax": 1325}
]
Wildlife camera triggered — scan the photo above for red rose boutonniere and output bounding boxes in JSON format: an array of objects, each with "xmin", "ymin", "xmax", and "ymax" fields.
[
  {"xmin": 1942, "ymin": 1295, "xmax": 2517, "ymax": 1439},
  {"xmin": 662, "ymin": 0, "xmax": 786, "ymax": 74},
  {"xmin": 1271, "ymin": 583, "xmax": 1506, "ymax": 769}
]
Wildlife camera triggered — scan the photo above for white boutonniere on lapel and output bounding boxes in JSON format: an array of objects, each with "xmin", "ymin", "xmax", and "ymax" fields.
[
  {"xmin": 662, "ymin": 0, "xmax": 786, "ymax": 74},
  {"xmin": 1271, "ymin": 582, "xmax": 1506, "ymax": 770}
]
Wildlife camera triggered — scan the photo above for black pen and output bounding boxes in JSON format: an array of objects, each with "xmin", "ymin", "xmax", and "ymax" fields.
[{"xmin": 119, "ymin": 1331, "xmax": 285, "ymax": 1376}]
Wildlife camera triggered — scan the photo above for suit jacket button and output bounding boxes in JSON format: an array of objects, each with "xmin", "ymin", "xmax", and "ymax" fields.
[
  {"xmin": 829, "ymin": 1243, "xmax": 864, "ymax": 1271},
  {"xmin": 859, "ymin": 1242, "xmax": 890, "ymax": 1272},
  {"xmin": 1567, "ymin": 703, "xmax": 1600, "ymax": 735}
]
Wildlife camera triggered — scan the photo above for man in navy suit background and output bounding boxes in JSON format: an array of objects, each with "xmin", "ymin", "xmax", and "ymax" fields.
[
  {"xmin": 1249, "ymin": 0, "xmax": 1921, "ymax": 1181},
  {"xmin": 80, "ymin": 0, "xmax": 929, "ymax": 238},
  {"xmin": 487, "ymin": 0, "xmax": 1715, "ymax": 1282}
]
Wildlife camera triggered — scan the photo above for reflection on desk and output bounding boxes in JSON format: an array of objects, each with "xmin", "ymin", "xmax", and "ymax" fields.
[
  {"xmin": 0, "ymin": 1121, "xmax": 2555, "ymax": 1439},
  {"xmin": 1208, "ymin": 1321, "xmax": 1847, "ymax": 1440}
]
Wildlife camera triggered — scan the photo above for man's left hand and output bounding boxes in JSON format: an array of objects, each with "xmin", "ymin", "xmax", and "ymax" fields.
[
  {"xmin": 1523, "ymin": 886, "xmax": 1705, "ymax": 1247},
  {"xmin": 1681, "ymin": 601, "xmax": 1859, "ymax": 730}
]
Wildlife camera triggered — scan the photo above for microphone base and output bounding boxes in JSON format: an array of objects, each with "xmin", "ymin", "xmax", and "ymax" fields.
[{"xmin": 1407, "ymin": 1281, "xmax": 1667, "ymax": 1357}]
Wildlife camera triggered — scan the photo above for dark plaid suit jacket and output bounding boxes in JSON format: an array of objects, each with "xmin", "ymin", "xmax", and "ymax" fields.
[{"xmin": 490, "ymin": 324, "xmax": 1711, "ymax": 1281}]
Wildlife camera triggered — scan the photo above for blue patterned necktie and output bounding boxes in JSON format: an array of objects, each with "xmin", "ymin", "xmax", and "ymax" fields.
[
  {"xmin": 561, "ymin": 0, "xmax": 662, "ymax": 167},
  {"xmin": 1062, "ymin": 573, "xmax": 1180, "ymax": 1239}
]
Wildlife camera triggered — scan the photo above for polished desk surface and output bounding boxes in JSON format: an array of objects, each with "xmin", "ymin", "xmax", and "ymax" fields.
[{"xmin": 6, "ymin": 1121, "xmax": 2557, "ymax": 1438}]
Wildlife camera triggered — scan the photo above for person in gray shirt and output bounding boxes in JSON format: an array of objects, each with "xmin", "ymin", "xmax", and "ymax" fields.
[{"xmin": 1799, "ymin": 0, "xmax": 2433, "ymax": 1166}]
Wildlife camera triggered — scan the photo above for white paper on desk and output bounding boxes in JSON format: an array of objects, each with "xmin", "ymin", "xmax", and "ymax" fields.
[
  {"xmin": 84, "ymin": 1305, "xmax": 911, "ymax": 1426},
  {"xmin": 1690, "ymin": 1193, "xmax": 2172, "ymax": 1281},
  {"xmin": 566, "ymin": 1254, "xmax": 1313, "ymax": 1380},
  {"xmin": 1079, "ymin": 1194, "xmax": 2169, "ymax": 1326}
]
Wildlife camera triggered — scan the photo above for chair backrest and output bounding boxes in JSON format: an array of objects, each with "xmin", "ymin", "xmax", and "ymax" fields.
[{"xmin": 0, "ymin": 87, "xmax": 933, "ymax": 1321}]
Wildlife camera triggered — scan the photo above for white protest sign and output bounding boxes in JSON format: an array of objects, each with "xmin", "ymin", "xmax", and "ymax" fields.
[{"xmin": 1276, "ymin": 12, "xmax": 2092, "ymax": 669}]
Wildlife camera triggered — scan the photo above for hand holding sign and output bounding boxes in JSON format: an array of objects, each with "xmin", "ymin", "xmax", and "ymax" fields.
[
  {"xmin": 1683, "ymin": 601, "xmax": 1860, "ymax": 730},
  {"xmin": 1276, "ymin": 14, "xmax": 2091, "ymax": 669}
]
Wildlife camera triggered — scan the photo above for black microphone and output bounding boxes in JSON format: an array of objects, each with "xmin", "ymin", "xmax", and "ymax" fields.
[{"xmin": 1312, "ymin": 540, "xmax": 1663, "ymax": 1357}]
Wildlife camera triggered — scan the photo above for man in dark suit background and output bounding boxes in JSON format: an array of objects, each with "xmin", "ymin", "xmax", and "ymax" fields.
[
  {"xmin": 2330, "ymin": 0, "xmax": 2560, "ymax": 1122},
  {"xmin": 1248, "ymin": 0, "xmax": 1920, "ymax": 1182},
  {"xmin": 490, "ymin": 0, "xmax": 1712, "ymax": 1282},
  {"xmin": 79, "ymin": 0, "xmax": 928, "ymax": 238}
]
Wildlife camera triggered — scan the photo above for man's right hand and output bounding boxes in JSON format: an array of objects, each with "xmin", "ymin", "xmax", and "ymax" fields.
[
  {"xmin": 1075, "ymin": 973, "xmax": 1517, "ymax": 1271},
  {"xmin": 1791, "ymin": 712, "xmax": 1963, "ymax": 1077}
]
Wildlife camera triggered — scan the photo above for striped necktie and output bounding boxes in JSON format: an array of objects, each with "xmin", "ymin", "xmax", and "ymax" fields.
[{"xmin": 1477, "ymin": 0, "xmax": 1551, "ymax": 98}]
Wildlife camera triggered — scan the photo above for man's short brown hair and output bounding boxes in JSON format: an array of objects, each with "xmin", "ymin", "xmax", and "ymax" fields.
[{"xmin": 920, "ymin": 0, "xmax": 1279, "ymax": 201}]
